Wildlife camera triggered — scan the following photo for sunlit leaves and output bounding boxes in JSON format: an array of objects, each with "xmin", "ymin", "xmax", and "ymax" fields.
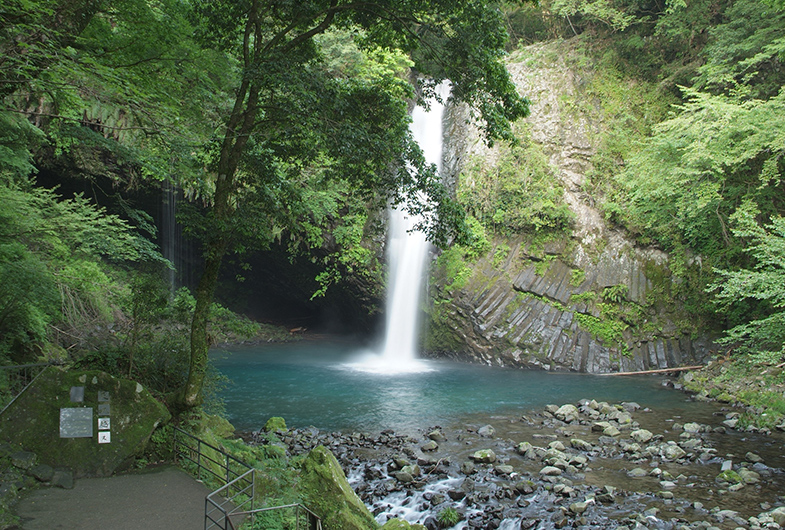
[
  {"xmin": 710, "ymin": 211, "xmax": 785, "ymax": 361},
  {"xmin": 617, "ymin": 88, "xmax": 785, "ymax": 255}
]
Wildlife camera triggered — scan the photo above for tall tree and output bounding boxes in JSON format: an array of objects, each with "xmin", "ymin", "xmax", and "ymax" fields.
[{"xmin": 171, "ymin": 0, "xmax": 529, "ymax": 410}]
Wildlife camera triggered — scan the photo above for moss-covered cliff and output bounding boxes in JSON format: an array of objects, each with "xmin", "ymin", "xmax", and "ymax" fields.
[{"xmin": 425, "ymin": 40, "xmax": 712, "ymax": 372}]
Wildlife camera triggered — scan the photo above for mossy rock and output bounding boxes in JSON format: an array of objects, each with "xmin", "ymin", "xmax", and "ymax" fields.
[
  {"xmin": 264, "ymin": 416, "xmax": 287, "ymax": 433},
  {"xmin": 717, "ymin": 470, "xmax": 742, "ymax": 484},
  {"xmin": 0, "ymin": 367, "xmax": 170, "ymax": 477},
  {"xmin": 381, "ymin": 520, "xmax": 427, "ymax": 530},
  {"xmin": 299, "ymin": 445, "xmax": 379, "ymax": 530}
]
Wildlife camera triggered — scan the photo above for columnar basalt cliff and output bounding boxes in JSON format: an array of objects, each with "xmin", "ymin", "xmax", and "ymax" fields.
[{"xmin": 427, "ymin": 41, "xmax": 712, "ymax": 373}]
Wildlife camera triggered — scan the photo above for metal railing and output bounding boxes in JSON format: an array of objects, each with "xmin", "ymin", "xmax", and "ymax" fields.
[
  {"xmin": 173, "ymin": 427, "xmax": 252, "ymax": 487},
  {"xmin": 0, "ymin": 362, "xmax": 55, "ymax": 415},
  {"xmin": 205, "ymin": 468, "xmax": 255, "ymax": 530},
  {"xmin": 173, "ymin": 427, "xmax": 322, "ymax": 530}
]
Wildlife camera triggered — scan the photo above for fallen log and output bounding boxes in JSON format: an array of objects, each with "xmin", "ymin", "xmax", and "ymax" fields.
[{"xmin": 599, "ymin": 365, "xmax": 704, "ymax": 376}]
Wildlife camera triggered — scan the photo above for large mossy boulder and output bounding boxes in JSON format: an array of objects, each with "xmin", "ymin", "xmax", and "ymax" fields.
[
  {"xmin": 381, "ymin": 520, "xmax": 426, "ymax": 530},
  {"xmin": 299, "ymin": 445, "xmax": 379, "ymax": 530},
  {"xmin": 0, "ymin": 367, "xmax": 170, "ymax": 477}
]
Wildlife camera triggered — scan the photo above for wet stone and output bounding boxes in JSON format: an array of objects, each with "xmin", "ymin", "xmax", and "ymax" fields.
[
  {"xmin": 478, "ymin": 425, "xmax": 495, "ymax": 437},
  {"xmin": 631, "ymin": 429, "xmax": 653, "ymax": 443},
  {"xmin": 470, "ymin": 449, "xmax": 496, "ymax": 463},
  {"xmin": 427, "ymin": 430, "xmax": 446, "ymax": 442},
  {"xmin": 570, "ymin": 438, "xmax": 593, "ymax": 451},
  {"xmin": 421, "ymin": 440, "xmax": 438, "ymax": 452},
  {"xmin": 494, "ymin": 465, "xmax": 514, "ymax": 475},
  {"xmin": 569, "ymin": 501, "xmax": 589, "ymax": 514},
  {"xmin": 745, "ymin": 452, "xmax": 764, "ymax": 464}
]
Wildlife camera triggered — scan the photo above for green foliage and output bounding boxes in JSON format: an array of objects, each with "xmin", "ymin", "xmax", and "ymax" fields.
[
  {"xmin": 694, "ymin": 0, "xmax": 785, "ymax": 100},
  {"xmin": 434, "ymin": 216, "xmax": 490, "ymax": 293},
  {"xmin": 575, "ymin": 311, "xmax": 630, "ymax": 357},
  {"xmin": 570, "ymin": 291, "xmax": 596, "ymax": 304},
  {"xmin": 458, "ymin": 134, "xmax": 573, "ymax": 236},
  {"xmin": 549, "ymin": 0, "xmax": 637, "ymax": 31},
  {"xmin": 617, "ymin": 88, "xmax": 785, "ymax": 255},
  {"xmin": 602, "ymin": 284, "xmax": 629, "ymax": 303},
  {"xmin": 492, "ymin": 243, "xmax": 511, "ymax": 268},
  {"xmin": 0, "ymin": 178, "xmax": 156, "ymax": 359},
  {"xmin": 437, "ymin": 506, "xmax": 461, "ymax": 527},
  {"xmin": 710, "ymin": 211, "xmax": 785, "ymax": 362},
  {"xmin": 570, "ymin": 269, "xmax": 586, "ymax": 287},
  {"xmin": 264, "ymin": 417, "xmax": 288, "ymax": 433}
]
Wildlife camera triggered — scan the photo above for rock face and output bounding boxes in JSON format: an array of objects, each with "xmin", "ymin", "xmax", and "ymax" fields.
[
  {"xmin": 427, "ymin": 40, "xmax": 711, "ymax": 373},
  {"xmin": 0, "ymin": 367, "xmax": 169, "ymax": 477}
]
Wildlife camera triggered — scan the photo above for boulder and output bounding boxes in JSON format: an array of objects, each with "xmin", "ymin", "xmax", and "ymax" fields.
[
  {"xmin": 570, "ymin": 438, "xmax": 593, "ymax": 451},
  {"xmin": 11, "ymin": 451, "xmax": 36, "ymax": 471},
  {"xmin": 469, "ymin": 449, "xmax": 496, "ymax": 463},
  {"xmin": 51, "ymin": 468, "xmax": 74, "ymax": 489},
  {"xmin": 263, "ymin": 417, "xmax": 287, "ymax": 433},
  {"xmin": 420, "ymin": 441, "xmax": 438, "ymax": 452},
  {"xmin": 478, "ymin": 425, "xmax": 495, "ymax": 437},
  {"xmin": 630, "ymin": 429, "xmax": 653, "ymax": 443},
  {"xmin": 299, "ymin": 446, "xmax": 378, "ymax": 530},
  {"xmin": 555, "ymin": 404, "xmax": 580, "ymax": 423},
  {"xmin": 539, "ymin": 466, "xmax": 562, "ymax": 476},
  {"xmin": 29, "ymin": 464, "xmax": 54, "ymax": 482},
  {"xmin": 682, "ymin": 422, "xmax": 702, "ymax": 434},
  {"xmin": 401, "ymin": 464, "xmax": 421, "ymax": 477},
  {"xmin": 495, "ymin": 464, "xmax": 514, "ymax": 475},
  {"xmin": 460, "ymin": 461, "xmax": 476, "ymax": 475},
  {"xmin": 427, "ymin": 430, "xmax": 446, "ymax": 442},
  {"xmin": 661, "ymin": 444, "xmax": 687, "ymax": 460},
  {"xmin": 745, "ymin": 452, "xmax": 763, "ymax": 464},
  {"xmin": 569, "ymin": 501, "xmax": 589, "ymax": 514},
  {"xmin": 0, "ymin": 367, "xmax": 170, "ymax": 477},
  {"xmin": 738, "ymin": 468, "xmax": 760, "ymax": 484},
  {"xmin": 382, "ymin": 519, "xmax": 427, "ymax": 530},
  {"xmin": 603, "ymin": 425, "xmax": 621, "ymax": 437}
]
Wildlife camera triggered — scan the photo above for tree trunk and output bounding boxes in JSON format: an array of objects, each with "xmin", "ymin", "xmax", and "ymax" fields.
[
  {"xmin": 169, "ymin": 100, "xmax": 255, "ymax": 412},
  {"xmin": 177, "ymin": 240, "xmax": 227, "ymax": 409}
]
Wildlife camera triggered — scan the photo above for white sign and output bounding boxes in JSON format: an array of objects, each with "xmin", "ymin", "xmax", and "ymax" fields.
[
  {"xmin": 98, "ymin": 417, "xmax": 111, "ymax": 430},
  {"xmin": 98, "ymin": 431, "xmax": 111, "ymax": 444}
]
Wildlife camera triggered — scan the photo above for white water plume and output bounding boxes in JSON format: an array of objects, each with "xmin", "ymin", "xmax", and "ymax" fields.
[{"xmin": 353, "ymin": 82, "xmax": 450, "ymax": 374}]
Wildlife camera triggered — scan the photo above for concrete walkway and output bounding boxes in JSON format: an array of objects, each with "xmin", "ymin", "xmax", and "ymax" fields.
[{"xmin": 16, "ymin": 465, "xmax": 211, "ymax": 529}]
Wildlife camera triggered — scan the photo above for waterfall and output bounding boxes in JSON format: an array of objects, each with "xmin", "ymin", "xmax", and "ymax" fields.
[
  {"xmin": 161, "ymin": 178, "xmax": 178, "ymax": 295},
  {"xmin": 381, "ymin": 84, "xmax": 449, "ymax": 361},
  {"xmin": 160, "ymin": 179, "xmax": 194, "ymax": 296},
  {"xmin": 353, "ymin": 82, "xmax": 449, "ymax": 373}
]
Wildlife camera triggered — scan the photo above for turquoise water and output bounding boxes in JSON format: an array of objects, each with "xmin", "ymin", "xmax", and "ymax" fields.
[{"xmin": 212, "ymin": 341, "xmax": 702, "ymax": 433}]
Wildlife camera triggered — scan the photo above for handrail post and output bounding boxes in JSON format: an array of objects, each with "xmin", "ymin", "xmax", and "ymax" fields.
[{"xmin": 197, "ymin": 439, "xmax": 202, "ymax": 481}]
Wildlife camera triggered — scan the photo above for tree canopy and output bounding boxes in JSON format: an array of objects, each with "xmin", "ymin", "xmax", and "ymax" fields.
[{"xmin": 2, "ymin": 0, "xmax": 530, "ymax": 408}]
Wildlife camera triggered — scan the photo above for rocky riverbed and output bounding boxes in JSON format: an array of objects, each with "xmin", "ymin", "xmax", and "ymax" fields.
[{"xmin": 246, "ymin": 384, "xmax": 785, "ymax": 530}]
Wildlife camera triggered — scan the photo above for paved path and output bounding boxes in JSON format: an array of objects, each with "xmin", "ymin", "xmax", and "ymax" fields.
[{"xmin": 16, "ymin": 465, "xmax": 211, "ymax": 529}]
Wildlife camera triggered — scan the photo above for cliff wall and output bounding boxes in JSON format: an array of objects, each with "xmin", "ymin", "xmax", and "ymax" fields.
[{"xmin": 426, "ymin": 41, "xmax": 712, "ymax": 372}]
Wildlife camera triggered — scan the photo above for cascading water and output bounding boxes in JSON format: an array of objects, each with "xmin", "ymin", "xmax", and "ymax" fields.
[
  {"xmin": 161, "ymin": 179, "xmax": 178, "ymax": 295},
  {"xmin": 160, "ymin": 179, "xmax": 194, "ymax": 296},
  {"xmin": 354, "ymin": 82, "xmax": 449, "ymax": 373}
]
